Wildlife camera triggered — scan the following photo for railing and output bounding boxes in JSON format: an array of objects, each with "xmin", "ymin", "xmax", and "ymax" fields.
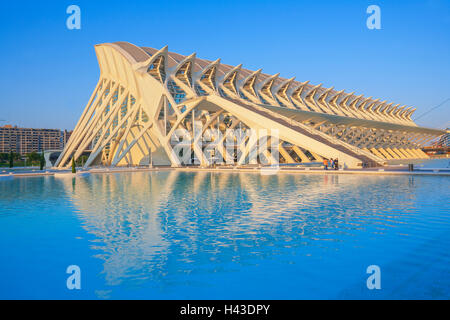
[
  {"xmin": 223, "ymin": 96, "xmax": 383, "ymax": 167},
  {"xmin": 249, "ymin": 99, "xmax": 383, "ymax": 165}
]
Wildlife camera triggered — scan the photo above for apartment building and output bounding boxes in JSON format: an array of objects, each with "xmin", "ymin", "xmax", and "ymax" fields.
[{"xmin": 0, "ymin": 125, "xmax": 72, "ymax": 154}]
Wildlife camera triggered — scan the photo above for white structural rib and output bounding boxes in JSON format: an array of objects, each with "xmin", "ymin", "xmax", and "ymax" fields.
[
  {"xmin": 256, "ymin": 73, "xmax": 280, "ymax": 106},
  {"xmin": 274, "ymin": 77, "xmax": 296, "ymax": 108},
  {"xmin": 238, "ymin": 69, "xmax": 262, "ymax": 103},
  {"xmin": 219, "ymin": 64, "xmax": 242, "ymax": 97},
  {"xmin": 194, "ymin": 58, "xmax": 221, "ymax": 94}
]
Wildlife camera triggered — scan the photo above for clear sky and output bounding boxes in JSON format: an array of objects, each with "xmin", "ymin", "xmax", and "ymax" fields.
[{"xmin": 0, "ymin": 0, "xmax": 449, "ymax": 130}]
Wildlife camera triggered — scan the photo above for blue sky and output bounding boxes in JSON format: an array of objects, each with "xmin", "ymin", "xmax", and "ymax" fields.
[{"xmin": 0, "ymin": 0, "xmax": 449, "ymax": 130}]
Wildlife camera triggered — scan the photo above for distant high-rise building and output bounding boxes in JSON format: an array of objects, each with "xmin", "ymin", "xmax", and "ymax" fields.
[
  {"xmin": 63, "ymin": 130, "xmax": 73, "ymax": 148},
  {"xmin": 0, "ymin": 126, "xmax": 70, "ymax": 154}
]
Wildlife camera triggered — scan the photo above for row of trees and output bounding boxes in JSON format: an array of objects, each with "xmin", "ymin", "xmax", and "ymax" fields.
[
  {"xmin": 1, "ymin": 152, "xmax": 88, "ymax": 172},
  {"xmin": 0, "ymin": 151, "xmax": 46, "ymax": 170}
]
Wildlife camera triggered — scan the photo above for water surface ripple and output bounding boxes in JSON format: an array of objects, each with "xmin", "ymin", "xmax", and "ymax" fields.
[{"xmin": 0, "ymin": 171, "xmax": 449, "ymax": 299}]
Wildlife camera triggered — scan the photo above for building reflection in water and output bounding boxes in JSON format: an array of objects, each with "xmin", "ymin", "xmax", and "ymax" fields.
[{"xmin": 58, "ymin": 171, "xmax": 417, "ymax": 288}]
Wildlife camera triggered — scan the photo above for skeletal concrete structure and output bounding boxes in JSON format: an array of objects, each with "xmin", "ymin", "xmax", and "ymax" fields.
[{"xmin": 56, "ymin": 42, "xmax": 446, "ymax": 169}]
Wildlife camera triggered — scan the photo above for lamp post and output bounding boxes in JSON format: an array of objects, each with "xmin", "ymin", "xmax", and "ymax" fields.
[
  {"xmin": 210, "ymin": 148, "xmax": 215, "ymax": 168},
  {"xmin": 149, "ymin": 149, "xmax": 153, "ymax": 169}
]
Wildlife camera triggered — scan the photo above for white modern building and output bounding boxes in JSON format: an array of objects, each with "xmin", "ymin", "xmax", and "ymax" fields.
[{"xmin": 56, "ymin": 42, "xmax": 447, "ymax": 169}]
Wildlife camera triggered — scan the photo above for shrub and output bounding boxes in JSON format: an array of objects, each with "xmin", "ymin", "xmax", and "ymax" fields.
[{"xmin": 71, "ymin": 157, "xmax": 76, "ymax": 173}]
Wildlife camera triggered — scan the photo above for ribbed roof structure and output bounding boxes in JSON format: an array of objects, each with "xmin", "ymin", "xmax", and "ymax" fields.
[{"xmin": 55, "ymin": 42, "xmax": 446, "ymax": 169}]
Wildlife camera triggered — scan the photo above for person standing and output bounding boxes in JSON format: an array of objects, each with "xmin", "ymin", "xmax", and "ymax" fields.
[
  {"xmin": 323, "ymin": 158, "xmax": 328, "ymax": 170},
  {"xmin": 334, "ymin": 158, "xmax": 339, "ymax": 170},
  {"xmin": 330, "ymin": 158, "xmax": 334, "ymax": 170}
]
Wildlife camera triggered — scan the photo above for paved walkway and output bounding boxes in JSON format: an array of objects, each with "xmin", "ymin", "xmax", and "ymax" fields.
[{"xmin": 1, "ymin": 165, "xmax": 449, "ymax": 178}]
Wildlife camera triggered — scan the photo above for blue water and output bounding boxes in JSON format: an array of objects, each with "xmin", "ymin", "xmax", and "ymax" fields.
[
  {"xmin": 416, "ymin": 158, "xmax": 450, "ymax": 168},
  {"xmin": 0, "ymin": 170, "xmax": 449, "ymax": 299}
]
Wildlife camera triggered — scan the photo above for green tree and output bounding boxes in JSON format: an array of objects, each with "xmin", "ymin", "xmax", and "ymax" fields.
[
  {"xmin": 71, "ymin": 157, "xmax": 76, "ymax": 173},
  {"xmin": 40, "ymin": 152, "xmax": 45, "ymax": 170},
  {"xmin": 0, "ymin": 153, "xmax": 8, "ymax": 163},
  {"xmin": 76, "ymin": 155, "xmax": 88, "ymax": 167},
  {"xmin": 27, "ymin": 152, "xmax": 40, "ymax": 166},
  {"xmin": 9, "ymin": 151, "xmax": 13, "ymax": 168}
]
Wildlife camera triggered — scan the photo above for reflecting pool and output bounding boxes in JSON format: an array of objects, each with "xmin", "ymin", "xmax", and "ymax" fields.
[{"xmin": 0, "ymin": 171, "xmax": 449, "ymax": 299}]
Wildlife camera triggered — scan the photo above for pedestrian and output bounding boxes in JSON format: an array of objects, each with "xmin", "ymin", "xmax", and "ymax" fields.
[
  {"xmin": 323, "ymin": 158, "xmax": 328, "ymax": 170},
  {"xmin": 334, "ymin": 158, "xmax": 339, "ymax": 170},
  {"xmin": 330, "ymin": 158, "xmax": 334, "ymax": 169}
]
